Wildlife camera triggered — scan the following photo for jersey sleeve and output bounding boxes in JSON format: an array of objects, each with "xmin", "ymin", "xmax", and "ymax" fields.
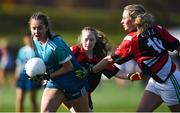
[
  {"xmin": 71, "ymin": 44, "xmax": 79, "ymax": 54},
  {"xmin": 71, "ymin": 44, "xmax": 81, "ymax": 58},
  {"xmin": 155, "ymin": 25, "xmax": 180, "ymax": 52},
  {"xmin": 112, "ymin": 35, "xmax": 134, "ymax": 64},
  {"xmin": 102, "ymin": 64, "xmax": 119, "ymax": 79},
  {"xmin": 55, "ymin": 46, "xmax": 72, "ymax": 64}
]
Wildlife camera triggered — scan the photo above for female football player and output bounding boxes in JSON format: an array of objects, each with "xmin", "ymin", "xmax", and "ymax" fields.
[
  {"xmin": 63, "ymin": 26, "xmax": 143, "ymax": 111},
  {"xmin": 28, "ymin": 12, "xmax": 90, "ymax": 112},
  {"xmin": 92, "ymin": 4, "xmax": 180, "ymax": 112}
]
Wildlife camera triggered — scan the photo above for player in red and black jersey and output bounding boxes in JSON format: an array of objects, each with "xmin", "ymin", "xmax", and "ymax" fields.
[
  {"xmin": 71, "ymin": 26, "xmax": 141, "ymax": 110},
  {"xmin": 71, "ymin": 44, "xmax": 117, "ymax": 110},
  {"xmin": 92, "ymin": 4, "xmax": 180, "ymax": 112},
  {"xmin": 63, "ymin": 26, "xmax": 142, "ymax": 112},
  {"xmin": 71, "ymin": 45, "xmax": 118, "ymax": 93}
]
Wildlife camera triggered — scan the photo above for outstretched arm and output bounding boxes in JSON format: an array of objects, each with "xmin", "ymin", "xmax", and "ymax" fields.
[
  {"xmin": 92, "ymin": 55, "xmax": 114, "ymax": 73},
  {"xmin": 115, "ymin": 71, "xmax": 143, "ymax": 81}
]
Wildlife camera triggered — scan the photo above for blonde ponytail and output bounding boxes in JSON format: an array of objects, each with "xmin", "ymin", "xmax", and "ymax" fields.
[{"xmin": 135, "ymin": 13, "xmax": 154, "ymax": 34}]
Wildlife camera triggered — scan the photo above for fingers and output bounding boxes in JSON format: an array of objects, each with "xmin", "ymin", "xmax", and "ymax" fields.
[
  {"xmin": 129, "ymin": 72, "xmax": 143, "ymax": 81},
  {"xmin": 27, "ymin": 75, "xmax": 42, "ymax": 82}
]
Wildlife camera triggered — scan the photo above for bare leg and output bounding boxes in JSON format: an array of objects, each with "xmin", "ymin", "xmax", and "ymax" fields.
[
  {"xmin": 63, "ymin": 93, "xmax": 93, "ymax": 110},
  {"xmin": 15, "ymin": 88, "xmax": 25, "ymax": 112},
  {"xmin": 136, "ymin": 90, "xmax": 163, "ymax": 112},
  {"xmin": 0, "ymin": 68, "xmax": 5, "ymax": 86},
  {"xmin": 40, "ymin": 88, "xmax": 65, "ymax": 112},
  {"xmin": 30, "ymin": 90, "xmax": 38, "ymax": 112},
  {"xmin": 62, "ymin": 101, "xmax": 74, "ymax": 111},
  {"xmin": 168, "ymin": 104, "xmax": 180, "ymax": 112},
  {"xmin": 71, "ymin": 93, "xmax": 90, "ymax": 112},
  {"xmin": 62, "ymin": 102, "xmax": 76, "ymax": 113}
]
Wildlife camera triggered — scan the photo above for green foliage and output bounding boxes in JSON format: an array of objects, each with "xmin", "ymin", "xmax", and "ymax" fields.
[
  {"xmin": 1, "ymin": 4, "xmax": 180, "ymax": 46},
  {"xmin": 0, "ymin": 5, "xmax": 126, "ymax": 47},
  {"xmin": 0, "ymin": 5, "xmax": 122, "ymax": 36}
]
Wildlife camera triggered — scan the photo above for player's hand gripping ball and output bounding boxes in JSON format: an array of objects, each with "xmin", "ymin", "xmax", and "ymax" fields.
[{"xmin": 25, "ymin": 57, "xmax": 46, "ymax": 80}]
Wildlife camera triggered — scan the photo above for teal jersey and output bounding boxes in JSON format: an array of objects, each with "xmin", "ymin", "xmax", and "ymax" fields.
[
  {"xmin": 33, "ymin": 35, "xmax": 82, "ymax": 74},
  {"xmin": 33, "ymin": 35, "xmax": 88, "ymax": 101}
]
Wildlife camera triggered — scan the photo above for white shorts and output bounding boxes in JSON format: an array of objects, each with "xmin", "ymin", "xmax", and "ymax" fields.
[{"xmin": 145, "ymin": 70, "xmax": 180, "ymax": 106}]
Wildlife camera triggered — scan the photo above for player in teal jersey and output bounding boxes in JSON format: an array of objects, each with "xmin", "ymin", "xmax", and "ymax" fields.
[{"xmin": 28, "ymin": 12, "xmax": 90, "ymax": 112}]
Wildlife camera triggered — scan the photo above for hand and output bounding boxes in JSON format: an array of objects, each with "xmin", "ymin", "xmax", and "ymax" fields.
[
  {"xmin": 36, "ymin": 73, "xmax": 50, "ymax": 81},
  {"xmin": 127, "ymin": 72, "xmax": 143, "ymax": 81},
  {"xmin": 28, "ymin": 73, "xmax": 50, "ymax": 82},
  {"xmin": 24, "ymin": 69, "xmax": 32, "ymax": 80},
  {"xmin": 24, "ymin": 68, "xmax": 50, "ymax": 81}
]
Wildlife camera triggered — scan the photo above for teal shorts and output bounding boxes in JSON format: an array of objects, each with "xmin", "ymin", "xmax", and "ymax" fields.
[{"xmin": 46, "ymin": 73, "xmax": 88, "ymax": 101}]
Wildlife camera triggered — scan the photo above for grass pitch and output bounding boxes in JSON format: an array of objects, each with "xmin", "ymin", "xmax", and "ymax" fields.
[{"xmin": 0, "ymin": 76, "xmax": 169, "ymax": 112}]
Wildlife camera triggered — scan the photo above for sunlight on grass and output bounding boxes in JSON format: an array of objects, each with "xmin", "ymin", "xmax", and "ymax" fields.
[{"xmin": 0, "ymin": 76, "xmax": 169, "ymax": 112}]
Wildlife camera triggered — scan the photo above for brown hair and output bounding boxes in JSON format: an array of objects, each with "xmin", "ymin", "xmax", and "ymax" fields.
[
  {"xmin": 77, "ymin": 26, "xmax": 109, "ymax": 57},
  {"xmin": 28, "ymin": 12, "xmax": 53, "ymax": 39}
]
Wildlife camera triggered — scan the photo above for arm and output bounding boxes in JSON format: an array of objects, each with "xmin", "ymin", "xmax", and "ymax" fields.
[
  {"xmin": 13, "ymin": 66, "xmax": 19, "ymax": 86},
  {"xmin": 114, "ymin": 70, "xmax": 143, "ymax": 81},
  {"xmin": 30, "ymin": 60, "xmax": 74, "ymax": 81},
  {"xmin": 50, "ymin": 46, "xmax": 74, "ymax": 78},
  {"xmin": 93, "ymin": 55, "xmax": 114, "ymax": 73},
  {"xmin": 50, "ymin": 60, "xmax": 73, "ymax": 78},
  {"xmin": 114, "ymin": 70, "xmax": 129, "ymax": 79},
  {"xmin": 93, "ymin": 35, "xmax": 133, "ymax": 73}
]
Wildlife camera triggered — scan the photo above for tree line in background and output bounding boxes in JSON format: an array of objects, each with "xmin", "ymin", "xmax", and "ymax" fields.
[
  {"xmin": 0, "ymin": 0, "xmax": 180, "ymax": 37},
  {"xmin": 1, "ymin": 0, "xmax": 180, "ymax": 12}
]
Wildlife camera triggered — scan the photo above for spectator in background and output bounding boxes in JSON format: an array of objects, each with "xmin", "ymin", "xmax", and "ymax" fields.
[
  {"xmin": 14, "ymin": 33, "xmax": 41, "ymax": 112},
  {"xmin": 0, "ymin": 39, "xmax": 13, "ymax": 86}
]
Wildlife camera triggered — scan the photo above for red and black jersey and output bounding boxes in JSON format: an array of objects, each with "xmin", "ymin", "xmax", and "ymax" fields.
[
  {"xmin": 112, "ymin": 25, "xmax": 180, "ymax": 83},
  {"xmin": 71, "ymin": 44, "xmax": 118, "ymax": 92}
]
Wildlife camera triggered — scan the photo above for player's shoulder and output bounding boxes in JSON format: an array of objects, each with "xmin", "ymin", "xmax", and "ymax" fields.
[
  {"xmin": 71, "ymin": 44, "xmax": 79, "ymax": 51},
  {"xmin": 49, "ymin": 36, "xmax": 68, "ymax": 49},
  {"xmin": 154, "ymin": 25, "xmax": 163, "ymax": 29},
  {"xmin": 153, "ymin": 25, "xmax": 167, "ymax": 32},
  {"xmin": 124, "ymin": 32, "xmax": 137, "ymax": 41},
  {"xmin": 71, "ymin": 44, "xmax": 82, "ymax": 56}
]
